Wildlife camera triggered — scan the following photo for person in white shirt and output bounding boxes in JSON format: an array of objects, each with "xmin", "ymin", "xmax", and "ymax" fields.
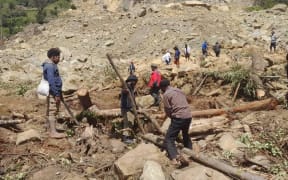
[
  {"xmin": 162, "ymin": 51, "xmax": 171, "ymax": 65},
  {"xmin": 184, "ymin": 43, "xmax": 191, "ymax": 61}
]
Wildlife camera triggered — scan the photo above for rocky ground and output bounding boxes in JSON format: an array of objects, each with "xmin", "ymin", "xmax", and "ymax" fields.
[{"xmin": 0, "ymin": 0, "xmax": 288, "ymax": 180}]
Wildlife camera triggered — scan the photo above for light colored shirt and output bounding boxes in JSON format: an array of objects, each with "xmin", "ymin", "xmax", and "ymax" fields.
[
  {"xmin": 163, "ymin": 86, "xmax": 192, "ymax": 119},
  {"xmin": 162, "ymin": 52, "xmax": 171, "ymax": 62},
  {"xmin": 184, "ymin": 46, "xmax": 191, "ymax": 54}
]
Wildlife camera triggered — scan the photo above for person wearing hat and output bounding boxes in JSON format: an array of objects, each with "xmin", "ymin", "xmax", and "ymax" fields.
[
  {"xmin": 120, "ymin": 75, "xmax": 138, "ymax": 144},
  {"xmin": 158, "ymin": 79, "xmax": 192, "ymax": 167},
  {"xmin": 148, "ymin": 64, "xmax": 162, "ymax": 106}
]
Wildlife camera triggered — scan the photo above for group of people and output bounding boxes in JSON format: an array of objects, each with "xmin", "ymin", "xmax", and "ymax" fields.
[
  {"xmin": 43, "ymin": 31, "xmax": 287, "ymax": 167},
  {"xmin": 161, "ymin": 41, "xmax": 222, "ymax": 68},
  {"xmin": 122, "ymin": 63, "xmax": 192, "ymax": 167}
]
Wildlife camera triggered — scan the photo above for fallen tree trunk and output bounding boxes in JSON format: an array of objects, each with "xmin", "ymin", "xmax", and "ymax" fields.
[
  {"xmin": 192, "ymin": 98, "xmax": 278, "ymax": 117},
  {"xmin": 89, "ymin": 105, "xmax": 121, "ymax": 118},
  {"xmin": 189, "ymin": 116, "xmax": 230, "ymax": 135},
  {"xmin": 142, "ymin": 133, "xmax": 265, "ymax": 180},
  {"xmin": 0, "ymin": 119, "xmax": 25, "ymax": 125},
  {"xmin": 161, "ymin": 116, "xmax": 229, "ymax": 135}
]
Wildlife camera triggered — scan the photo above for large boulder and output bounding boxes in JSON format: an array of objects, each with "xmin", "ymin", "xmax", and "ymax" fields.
[
  {"xmin": 171, "ymin": 165, "xmax": 230, "ymax": 180},
  {"xmin": 136, "ymin": 95, "xmax": 154, "ymax": 108},
  {"xmin": 16, "ymin": 129, "xmax": 41, "ymax": 145},
  {"xmin": 272, "ymin": 4, "xmax": 287, "ymax": 12},
  {"xmin": 114, "ymin": 143, "xmax": 167, "ymax": 179},
  {"xmin": 140, "ymin": 160, "xmax": 165, "ymax": 180},
  {"xmin": 218, "ymin": 133, "xmax": 246, "ymax": 156}
]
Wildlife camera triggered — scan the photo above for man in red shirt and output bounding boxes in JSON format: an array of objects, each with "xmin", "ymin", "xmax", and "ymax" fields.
[{"xmin": 148, "ymin": 64, "xmax": 161, "ymax": 106}]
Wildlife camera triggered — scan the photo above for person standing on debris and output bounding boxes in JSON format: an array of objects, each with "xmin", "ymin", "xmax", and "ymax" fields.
[
  {"xmin": 184, "ymin": 43, "xmax": 191, "ymax": 61},
  {"xmin": 43, "ymin": 48, "xmax": 66, "ymax": 138},
  {"xmin": 128, "ymin": 61, "xmax": 136, "ymax": 75},
  {"xmin": 286, "ymin": 42, "xmax": 288, "ymax": 62},
  {"xmin": 159, "ymin": 79, "xmax": 192, "ymax": 167},
  {"xmin": 213, "ymin": 42, "xmax": 221, "ymax": 57},
  {"xmin": 162, "ymin": 50, "xmax": 171, "ymax": 65},
  {"xmin": 270, "ymin": 31, "xmax": 277, "ymax": 53},
  {"xmin": 120, "ymin": 75, "xmax": 138, "ymax": 144},
  {"xmin": 174, "ymin": 46, "xmax": 181, "ymax": 68},
  {"xmin": 202, "ymin": 41, "xmax": 208, "ymax": 58},
  {"xmin": 148, "ymin": 64, "xmax": 162, "ymax": 106}
]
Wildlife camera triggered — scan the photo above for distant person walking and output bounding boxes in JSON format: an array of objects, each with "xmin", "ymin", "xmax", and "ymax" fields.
[
  {"xmin": 184, "ymin": 43, "xmax": 191, "ymax": 61},
  {"xmin": 148, "ymin": 64, "xmax": 162, "ymax": 106},
  {"xmin": 159, "ymin": 79, "xmax": 192, "ymax": 167},
  {"xmin": 128, "ymin": 61, "xmax": 136, "ymax": 75},
  {"xmin": 213, "ymin": 42, "xmax": 221, "ymax": 57},
  {"xmin": 202, "ymin": 41, "xmax": 208, "ymax": 57},
  {"xmin": 174, "ymin": 46, "xmax": 181, "ymax": 68},
  {"xmin": 42, "ymin": 48, "xmax": 66, "ymax": 138},
  {"xmin": 270, "ymin": 31, "xmax": 277, "ymax": 53},
  {"xmin": 162, "ymin": 50, "xmax": 171, "ymax": 65}
]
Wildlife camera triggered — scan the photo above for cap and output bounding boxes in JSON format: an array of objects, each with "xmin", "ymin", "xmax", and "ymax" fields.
[
  {"xmin": 126, "ymin": 75, "xmax": 138, "ymax": 83},
  {"xmin": 159, "ymin": 79, "xmax": 170, "ymax": 88}
]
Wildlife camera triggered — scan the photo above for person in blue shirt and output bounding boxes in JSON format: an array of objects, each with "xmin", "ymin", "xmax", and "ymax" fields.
[
  {"xmin": 42, "ymin": 48, "xmax": 66, "ymax": 138},
  {"xmin": 202, "ymin": 41, "xmax": 208, "ymax": 57},
  {"xmin": 174, "ymin": 46, "xmax": 181, "ymax": 68}
]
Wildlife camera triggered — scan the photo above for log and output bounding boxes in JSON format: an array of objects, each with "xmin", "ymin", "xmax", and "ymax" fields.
[
  {"xmin": 89, "ymin": 105, "xmax": 121, "ymax": 118},
  {"xmin": 192, "ymin": 98, "xmax": 278, "ymax": 118},
  {"xmin": 189, "ymin": 116, "xmax": 230, "ymax": 135},
  {"xmin": 0, "ymin": 119, "xmax": 25, "ymax": 125},
  {"xmin": 77, "ymin": 88, "xmax": 93, "ymax": 110},
  {"xmin": 142, "ymin": 133, "xmax": 266, "ymax": 180},
  {"xmin": 193, "ymin": 75, "xmax": 208, "ymax": 95},
  {"xmin": 106, "ymin": 54, "xmax": 145, "ymax": 134}
]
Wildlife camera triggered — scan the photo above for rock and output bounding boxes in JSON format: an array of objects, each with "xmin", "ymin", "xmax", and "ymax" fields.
[
  {"xmin": 250, "ymin": 155, "xmax": 271, "ymax": 168},
  {"xmin": 136, "ymin": 95, "xmax": 154, "ymax": 108},
  {"xmin": 81, "ymin": 125, "xmax": 94, "ymax": 139},
  {"xmin": 30, "ymin": 166, "xmax": 86, "ymax": 180},
  {"xmin": 59, "ymin": 47, "xmax": 72, "ymax": 61},
  {"xmin": 272, "ymin": 4, "xmax": 287, "ymax": 12},
  {"xmin": 216, "ymin": 5, "xmax": 230, "ymax": 12},
  {"xmin": 76, "ymin": 55, "xmax": 88, "ymax": 63},
  {"xmin": 140, "ymin": 160, "xmax": 165, "ymax": 180},
  {"xmin": 85, "ymin": 166, "xmax": 96, "ymax": 175},
  {"xmin": 160, "ymin": 118, "xmax": 171, "ymax": 134},
  {"xmin": 231, "ymin": 120, "xmax": 242, "ymax": 129},
  {"xmin": 181, "ymin": 84, "xmax": 192, "ymax": 95},
  {"xmin": 171, "ymin": 165, "xmax": 230, "ymax": 180},
  {"xmin": 148, "ymin": 5, "xmax": 160, "ymax": 13},
  {"xmin": 165, "ymin": 3, "xmax": 183, "ymax": 10},
  {"xmin": 114, "ymin": 143, "xmax": 167, "ymax": 179},
  {"xmin": 64, "ymin": 33, "xmax": 74, "ymax": 39},
  {"xmin": 138, "ymin": 8, "xmax": 147, "ymax": 17},
  {"xmin": 218, "ymin": 133, "xmax": 246, "ymax": 155},
  {"xmin": 105, "ymin": 40, "xmax": 114, "ymax": 47},
  {"xmin": 181, "ymin": 1, "xmax": 211, "ymax": 10},
  {"xmin": 16, "ymin": 129, "xmax": 41, "ymax": 145},
  {"xmin": 109, "ymin": 139, "xmax": 125, "ymax": 153}
]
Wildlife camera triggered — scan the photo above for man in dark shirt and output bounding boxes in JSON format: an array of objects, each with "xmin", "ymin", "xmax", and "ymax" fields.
[
  {"xmin": 213, "ymin": 42, "xmax": 221, "ymax": 57},
  {"xmin": 159, "ymin": 79, "xmax": 192, "ymax": 167},
  {"xmin": 174, "ymin": 46, "xmax": 181, "ymax": 68},
  {"xmin": 120, "ymin": 75, "xmax": 138, "ymax": 143}
]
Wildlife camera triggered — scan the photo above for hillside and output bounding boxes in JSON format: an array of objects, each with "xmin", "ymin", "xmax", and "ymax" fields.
[{"xmin": 0, "ymin": 0, "xmax": 288, "ymax": 179}]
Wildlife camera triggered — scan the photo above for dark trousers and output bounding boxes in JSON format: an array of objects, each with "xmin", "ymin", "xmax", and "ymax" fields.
[
  {"xmin": 150, "ymin": 88, "xmax": 160, "ymax": 106},
  {"xmin": 164, "ymin": 118, "xmax": 192, "ymax": 159},
  {"xmin": 270, "ymin": 42, "xmax": 276, "ymax": 51}
]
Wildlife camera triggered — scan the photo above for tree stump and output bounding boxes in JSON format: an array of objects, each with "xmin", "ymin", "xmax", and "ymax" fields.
[{"xmin": 77, "ymin": 88, "xmax": 93, "ymax": 110}]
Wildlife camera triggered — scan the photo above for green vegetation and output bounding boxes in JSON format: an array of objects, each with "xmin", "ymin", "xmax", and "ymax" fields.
[
  {"xmin": 246, "ymin": 0, "xmax": 288, "ymax": 11},
  {"xmin": 0, "ymin": 0, "xmax": 74, "ymax": 39},
  {"xmin": 206, "ymin": 65, "xmax": 257, "ymax": 100}
]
